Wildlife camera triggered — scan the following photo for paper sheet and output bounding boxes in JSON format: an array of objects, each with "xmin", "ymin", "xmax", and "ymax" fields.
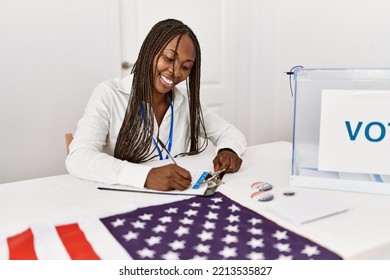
[
  {"xmin": 97, "ymin": 170, "xmax": 211, "ymax": 196},
  {"xmin": 263, "ymin": 192, "xmax": 349, "ymax": 225},
  {"xmin": 318, "ymin": 89, "xmax": 390, "ymax": 175}
]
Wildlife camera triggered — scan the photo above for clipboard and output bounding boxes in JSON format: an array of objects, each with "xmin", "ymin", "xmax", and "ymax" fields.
[{"xmin": 97, "ymin": 169, "xmax": 225, "ymax": 197}]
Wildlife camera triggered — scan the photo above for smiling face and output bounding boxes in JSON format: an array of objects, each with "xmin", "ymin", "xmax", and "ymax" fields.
[{"xmin": 153, "ymin": 34, "xmax": 195, "ymax": 95}]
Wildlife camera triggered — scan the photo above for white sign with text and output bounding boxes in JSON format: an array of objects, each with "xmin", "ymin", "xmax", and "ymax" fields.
[{"xmin": 318, "ymin": 89, "xmax": 390, "ymax": 175}]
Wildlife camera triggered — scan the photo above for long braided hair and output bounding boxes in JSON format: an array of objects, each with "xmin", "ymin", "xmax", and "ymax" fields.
[{"xmin": 114, "ymin": 19, "xmax": 207, "ymax": 163}]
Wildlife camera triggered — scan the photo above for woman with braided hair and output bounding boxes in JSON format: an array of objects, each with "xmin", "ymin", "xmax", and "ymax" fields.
[{"xmin": 66, "ymin": 19, "xmax": 246, "ymax": 191}]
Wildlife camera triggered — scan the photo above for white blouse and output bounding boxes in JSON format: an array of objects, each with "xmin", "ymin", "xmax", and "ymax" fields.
[{"xmin": 66, "ymin": 75, "xmax": 246, "ymax": 188}]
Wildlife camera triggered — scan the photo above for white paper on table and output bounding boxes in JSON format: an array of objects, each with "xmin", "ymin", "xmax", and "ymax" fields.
[
  {"xmin": 262, "ymin": 192, "xmax": 349, "ymax": 225},
  {"xmin": 96, "ymin": 169, "xmax": 210, "ymax": 196}
]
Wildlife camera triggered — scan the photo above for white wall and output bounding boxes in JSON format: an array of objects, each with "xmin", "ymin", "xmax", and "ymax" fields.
[
  {"xmin": 2, "ymin": 0, "xmax": 390, "ymax": 183},
  {"xmin": 243, "ymin": 0, "xmax": 390, "ymax": 145},
  {"xmin": 0, "ymin": 0, "xmax": 121, "ymax": 183}
]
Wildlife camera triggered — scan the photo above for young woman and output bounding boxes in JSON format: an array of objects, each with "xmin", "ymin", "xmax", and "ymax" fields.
[{"xmin": 66, "ymin": 19, "xmax": 246, "ymax": 191}]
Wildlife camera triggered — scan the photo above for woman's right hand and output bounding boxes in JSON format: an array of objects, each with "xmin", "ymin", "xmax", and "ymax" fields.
[{"xmin": 144, "ymin": 164, "xmax": 192, "ymax": 191}]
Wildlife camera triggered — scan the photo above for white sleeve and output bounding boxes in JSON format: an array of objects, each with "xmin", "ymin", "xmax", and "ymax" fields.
[
  {"xmin": 202, "ymin": 103, "xmax": 247, "ymax": 156},
  {"xmin": 65, "ymin": 83, "xmax": 152, "ymax": 188}
]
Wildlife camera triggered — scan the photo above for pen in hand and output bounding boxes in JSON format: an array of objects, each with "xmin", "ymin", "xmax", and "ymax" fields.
[
  {"xmin": 156, "ymin": 137, "xmax": 192, "ymax": 190},
  {"xmin": 157, "ymin": 137, "xmax": 177, "ymax": 165}
]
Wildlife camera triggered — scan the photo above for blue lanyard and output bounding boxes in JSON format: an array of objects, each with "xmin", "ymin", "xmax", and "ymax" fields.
[{"xmin": 142, "ymin": 99, "xmax": 174, "ymax": 160}]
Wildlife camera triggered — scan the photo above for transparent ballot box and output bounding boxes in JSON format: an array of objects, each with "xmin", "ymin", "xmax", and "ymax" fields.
[{"xmin": 290, "ymin": 68, "xmax": 390, "ymax": 195}]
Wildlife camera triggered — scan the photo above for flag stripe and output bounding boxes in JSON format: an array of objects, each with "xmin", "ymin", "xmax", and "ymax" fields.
[
  {"xmin": 78, "ymin": 217, "xmax": 132, "ymax": 260},
  {"xmin": 7, "ymin": 228, "xmax": 38, "ymax": 260},
  {"xmin": 32, "ymin": 225, "xmax": 70, "ymax": 260},
  {"xmin": 56, "ymin": 223, "xmax": 100, "ymax": 260},
  {"xmin": 0, "ymin": 238, "xmax": 9, "ymax": 260}
]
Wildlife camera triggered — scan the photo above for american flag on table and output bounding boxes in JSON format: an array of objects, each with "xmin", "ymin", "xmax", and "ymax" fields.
[{"xmin": 1, "ymin": 192, "xmax": 342, "ymax": 260}]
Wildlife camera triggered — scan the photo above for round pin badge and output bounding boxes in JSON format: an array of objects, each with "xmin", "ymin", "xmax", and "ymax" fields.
[
  {"xmin": 251, "ymin": 181, "xmax": 273, "ymax": 192},
  {"xmin": 283, "ymin": 191, "xmax": 295, "ymax": 196},
  {"xmin": 251, "ymin": 191, "xmax": 274, "ymax": 202}
]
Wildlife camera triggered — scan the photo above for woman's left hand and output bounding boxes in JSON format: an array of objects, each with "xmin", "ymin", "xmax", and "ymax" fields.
[{"xmin": 212, "ymin": 149, "xmax": 242, "ymax": 173}]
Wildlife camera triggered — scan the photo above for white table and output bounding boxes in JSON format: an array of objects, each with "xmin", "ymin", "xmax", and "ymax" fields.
[{"xmin": 1, "ymin": 142, "xmax": 390, "ymax": 259}]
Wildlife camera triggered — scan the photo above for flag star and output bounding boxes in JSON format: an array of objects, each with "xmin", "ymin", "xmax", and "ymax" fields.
[
  {"xmin": 162, "ymin": 251, "xmax": 180, "ymax": 260},
  {"xmin": 159, "ymin": 216, "xmax": 172, "ymax": 223},
  {"xmin": 211, "ymin": 197, "xmax": 223, "ymax": 203},
  {"xmin": 165, "ymin": 207, "xmax": 178, "ymax": 214},
  {"xmin": 145, "ymin": 236, "xmax": 162, "ymax": 246},
  {"xmin": 203, "ymin": 221, "xmax": 216, "ymax": 230},
  {"xmin": 218, "ymin": 246, "xmax": 237, "ymax": 259},
  {"xmin": 131, "ymin": 220, "xmax": 146, "ymax": 229},
  {"xmin": 139, "ymin": 213, "xmax": 153, "ymax": 220},
  {"xmin": 226, "ymin": 214, "xmax": 240, "ymax": 223},
  {"xmin": 169, "ymin": 240, "xmax": 186, "ymax": 250},
  {"xmin": 190, "ymin": 202, "xmax": 201, "ymax": 207},
  {"xmin": 184, "ymin": 209, "xmax": 198, "ymax": 217},
  {"xmin": 174, "ymin": 226, "xmax": 190, "ymax": 237},
  {"xmin": 152, "ymin": 224, "xmax": 167, "ymax": 233},
  {"xmin": 111, "ymin": 218, "xmax": 125, "ymax": 228},
  {"xmin": 224, "ymin": 224, "xmax": 239, "ymax": 233},
  {"xmin": 137, "ymin": 247, "xmax": 155, "ymax": 259},
  {"xmin": 301, "ymin": 245, "xmax": 320, "ymax": 257},
  {"xmin": 272, "ymin": 230, "xmax": 289, "ymax": 241},
  {"xmin": 246, "ymin": 252, "xmax": 265, "ymax": 260},
  {"xmin": 228, "ymin": 204, "xmax": 241, "ymax": 212},
  {"xmin": 248, "ymin": 227, "xmax": 263, "ymax": 235},
  {"xmin": 222, "ymin": 234, "xmax": 238, "ymax": 244},
  {"xmin": 248, "ymin": 218, "xmax": 262, "ymax": 225},
  {"xmin": 205, "ymin": 211, "xmax": 218, "ymax": 220},
  {"xmin": 277, "ymin": 254, "xmax": 293, "ymax": 260},
  {"xmin": 208, "ymin": 204, "xmax": 220, "ymax": 210},
  {"xmin": 179, "ymin": 217, "xmax": 194, "ymax": 225},
  {"xmin": 123, "ymin": 230, "xmax": 139, "ymax": 241},
  {"xmin": 194, "ymin": 243, "xmax": 211, "ymax": 254},
  {"xmin": 197, "ymin": 230, "xmax": 213, "ymax": 242},
  {"xmin": 192, "ymin": 255, "xmax": 208, "ymax": 260},
  {"xmin": 274, "ymin": 242, "xmax": 291, "ymax": 253},
  {"xmin": 246, "ymin": 238, "xmax": 264, "ymax": 249}
]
